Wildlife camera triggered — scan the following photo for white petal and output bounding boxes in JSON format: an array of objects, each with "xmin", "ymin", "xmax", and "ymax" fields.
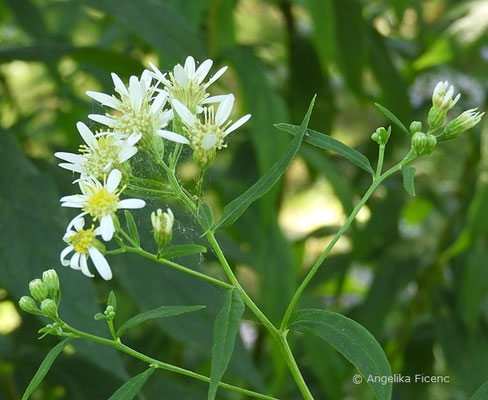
[
  {"xmin": 174, "ymin": 64, "xmax": 188, "ymax": 87},
  {"xmin": 126, "ymin": 132, "xmax": 142, "ymax": 146},
  {"xmin": 204, "ymin": 66, "xmax": 227, "ymax": 88},
  {"xmin": 202, "ymin": 134, "xmax": 217, "ymax": 150},
  {"xmin": 129, "ymin": 76, "xmax": 142, "ymax": 110},
  {"xmin": 77, "ymin": 122, "xmax": 97, "ymax": 149},
  {"xmin": 106, "ymin": 169, "xmax": 122, "ymax": 193},
  {"xmin": 100, "ymin": 215, "xmax": 115, "ymax": 241},
  {"xmin": 89, "ymin": 247, "xmax": 113, "ymax": 280},
  {"xmin": 148, "ymin": 62, "xmax": 165, "ymax": 81},
  {"xmin": 60, "ymin": 194, "xmax": 84, "ymax": 203},
  {"xmin": 151, "ymin": 91, "xmax": 168, "ymax": 114},
  {"xmin": 112, "ymin": 73, "xmax": 129, "ymax": 97},
  {"xmin": 79, "ymin": 254, "xmax": 94, "ymax": 278},
  {"xmin": 70, "ymin": 252, "xmax": 81, "ymax": 270},
  {"xmin": 225, "ymin": 114, "xmax": 251, "ymax": 136},
  {"xmin": 141, "ymin": 69, "xmax": 152, "ymax": 88},
  {"xmin": 59, "ymin": 163, "xmax": 84, "ymax": 174},
  {"xmin": 73, "ymin": 217, "xmax": 85, "ymax": 231},
  {"xmin": 86, "ymin": 91, "xmax": 121, "ymax": 110},
  {"xmin": 55, "ymin": 152, "xmax": 86, "ymax": 164},
  {"xmin": 215, "ymin": 95, "xmax": 234, "ymax": 126},
  {"xmin": 185, "ymin": 56, "xmax": 196, "ymax": 76},
  {"xmin": 60, "ymin": 246, "xmax": 74, "ymax": 266},
  {"xmin": 88, "ymin": 114, "xmax": 117, "ymax": 127},
  {"xmin": 66, "ymin": 212, "xmax": 87, "ymax": 231},
  {"xmin": 119, "ymin": 147, "xmax": 137, "ymax": 163},
  {"xmin": 157, "ymin": 130, "xmax": 190, "ymax": 144},
  {"xmin": 195, "ymin": 59, "xmax": 213, "ymax": 84},
  {"xmin": 117, "ymin": 198, "xmax": 146, "ymax": 209},
  {"xmin": 202, "ymin": 95, "xmax": 229, "ymax": 104},
  {"xmin": 159, "ymin": 109, "xmax": 174, "ymax": 127},
  {"xmin": 171, "ymin": 99, "xmax": 195, "ymax": 126}
]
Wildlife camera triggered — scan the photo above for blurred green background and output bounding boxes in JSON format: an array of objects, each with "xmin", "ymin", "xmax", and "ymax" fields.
[{"xmin": 1, "ymin": 0, "xmax": 488, "ymax": 399}]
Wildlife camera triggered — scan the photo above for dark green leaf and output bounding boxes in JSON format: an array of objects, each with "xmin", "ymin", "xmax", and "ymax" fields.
[
  {"xmin": 158, "ymin": 244, "xmax": 207, "ymax": 260},
  {"xmin": 117, "ymin": 305, "xmax": 205, "ymax": 337},
  {"xmin": 276, "ymin": 123, "xmax": 375, "ymax": 176},
  {"xmin": 197, "ymin": 203, "xmax": 214, "ymax": 235},
  {"xmin": 470, "ymin": 380, "xmax": 488, "ymax": 400},
  {"xmin": 375, "ymin": 103, "xmax": 410, "ymax": 136},
  {"xmin": 124, "ymin": 210, "xmax": 140, "ymax": 247},
  {"xmin": 289, "ymin": 309, "xmax": 392, "ymax": 400},
  {"xmin": 214, "ymin": 96, "xmax": 316, "ymax": 231},
  {"xmin": 22, "ymin": 339, "xmax": 71, "ymax": 400},
  {"xmin": 401, "ymin": 166, "xmax": 416, "ymax": 196},
  {"xmin": 208, "ymin": 289, "xmax": 245, "ymax": 400},
  {"xmin": 108, "ymin": 368, "xmax": 155, "ymax": 400}
]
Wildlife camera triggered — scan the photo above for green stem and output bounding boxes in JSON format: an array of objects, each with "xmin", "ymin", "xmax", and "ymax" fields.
[
  {"xmin": 280, "ymin": 162, "xmax": 404, "ymax": 330},
  {"xmin": 376, "ymin": 144, "xmax": 385, "ymax": 178},
  {"xmin": 107, "ymin": 319, "xmax": 119, "ymax": 341},
  {"xmin": 61, "ymin": 324, "xmax": 277, "ymax": 400}
]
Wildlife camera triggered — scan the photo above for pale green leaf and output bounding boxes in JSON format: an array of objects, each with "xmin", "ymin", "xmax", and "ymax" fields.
[
  {"xmin": 375, "ymin": 103, "xmax": 410, "ymax": 136},
  {"xmin": 158, "ymin": 244, "xmax": 207, "ymax": 260},
  {"xmin": 124, "ymin": 210, "xmax": 140, "ymax": 247},
  {"xmin": 214, "ymin": 96, "xmax": 316, "ymax": 231},
  {"xmin": 469, "ymin": 380, "xmax": 488, "ymax": 400},
  {"xmin": 208, "ymin": 289, "xmax": 245, "ymax": 400},
  {"xmin": 401, "ymin": 166, "xmax": 416, "ymax": 196},
  {"xmin": 197, "ymin": 203, "xmax": 214, "ymax": 235},
  {"xmin": 289, "ymin": 309, "xmax": 392, "ymax": 400},
  {"xmin": 108, "ymin": 367, "xmax": 155, "ymax": 400},
  {"xmin": 117, "ymin": 305, "xmax": 205, "ymax": 337},
  {"xmin": 276, "ymin": 123, "xmax": 375, "ymax": 175},
  {"xmin": 22, "ymin": 338, "xmax": 72, "ymax": 400}
]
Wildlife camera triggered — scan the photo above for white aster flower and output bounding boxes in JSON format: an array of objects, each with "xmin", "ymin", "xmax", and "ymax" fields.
[
  {"xmin": 148, "ymin": 56, "xmax": 227, "ymax": 112},
  {"xmin": 55, "ymin": 122, "xmax": 140, "ymax": 179},
  {"xmin": 60, "ymin": 218, "xmax": 112, "ymax": 280},
  {"xmin": 432, "ymin": 81, "xmax": 461, "ymax": 111},
  {"xmin": 60, "ymin": 169, "xmax": 146, "ymax": 241},
  {"xmin": 157, "ymin": 94, "xmax": 251, "ymax": 168},
  {"xmin": 87, "ymin": 71, "xmax": 172, "ymax": 142}
]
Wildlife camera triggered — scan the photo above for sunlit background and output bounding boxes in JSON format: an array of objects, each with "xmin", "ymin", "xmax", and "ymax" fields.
[{"xmin": 1, "ymin": 0, "xmax": 488, "ymax": 399}]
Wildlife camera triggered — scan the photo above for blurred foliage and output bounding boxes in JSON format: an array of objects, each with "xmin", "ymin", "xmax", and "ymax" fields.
[{"xmin": 1, "ymin": 0, "xmax": 488, "ymax": 399}]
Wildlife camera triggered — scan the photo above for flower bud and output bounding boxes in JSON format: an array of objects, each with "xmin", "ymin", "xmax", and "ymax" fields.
[
  {"xmin": 411, "ymin": 132, "xmax": 437, "ymax": 156},
  {"xmin": 437, "ymin": 108, "xmax": 485, "ymax": 142},
  {"xmin": 104, "ymin": 305, "xmax": 116, "ymax": 320},
  {"xmin": 428, "ymin": 107, "xmax": 447, "ymax": 129},
  {"xmin": 432, "ymin": 81, "xmax": 460, "ymax": 112},
  {"xmin": 371, "ymin": 126, "xmax": 391, "ymax": 146},
  {"xmin": 19, "ymin": 296, "xmax": 39, "ymax": 314},
  {"xmin": 193, "ymin": 147, "xmax": 217, "ymax": 170},
  {"xmin": 151, "ymin": 208, "xmax": 174, "ymax": 248},
  {"xmin": 42, "ymin": 269, "xmax": 60, "ymax": 297},
  {"xmin": 40, "ymin": 299, "xmax": 58, "ymax": 319},
  {"xmin": 410, "ymin": 121, "xmax": 422, "ymax": 135},
  {"xmin": 29, "ymin": 279, "xmax": 48, "ymax": 302}
]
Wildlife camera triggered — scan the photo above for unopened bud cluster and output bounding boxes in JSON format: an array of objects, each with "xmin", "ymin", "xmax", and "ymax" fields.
[
  {"xmin": 19, "ymin": 269, "xmax": 61, "ymax": 319},
  {"xmin": 371, "ymin": 126, "xmax": 391, "ymax": 146},
  {"xmin": 151, "ymin": 208, "xmax": 174, "ymax": 248}
]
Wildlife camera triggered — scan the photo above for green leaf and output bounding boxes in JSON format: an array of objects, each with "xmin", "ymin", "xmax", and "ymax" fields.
[
  {"xmin": 197, "ymin": 203, "xmax": 214, "ymax": 235},
  {"xmin": 108, "ymin": 367, "xmax": 155, "ymax": 400},
  {"xmin": 289, "ymin": 309, "xmax": 392, "ymax": 400},
  {"xmin": 470, "ymin": 380, "xmax": 488, "ymax": 400},
  {"xmin": 124, "ymin": 210, "xmax": 140, "ymax": 247},
  {"xmin": 108, "ymin": 291, "xmax": 117, "ymax": 310},
  {"xmin": 158, "ymin": 244, "xmax": 207, "ymax": 260},
  {"xmin": 375, "ymin": 103, "xmax": 410, "ymax": 136},
  {"xmin": 22, "ymin": 338, "xmax": 71, "ymax": 400},
  {"xmin": 208, "ymin": 289, "xmax": 245, "ymax": 400},
  {"xmin": 276, "ymin": 123, "xmax": 375, "ymax": 176},
  {"xmin": 94, "ymin": 313, "xmax": 106, "ymax": 321},
  {"xmin": 117, "ymin": 305, "xmax": 205, "ymax": 337},
  {"xmin": 401, "ymin": 166, "xmax": 416, "ymax": 196},
  {"xmin": 214, "ymin": 96, "xmax": 316, "ymax": 231}
]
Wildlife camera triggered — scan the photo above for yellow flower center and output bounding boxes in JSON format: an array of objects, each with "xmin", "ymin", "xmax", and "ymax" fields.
[
  {"xmin": 113, "ymin": 94, "xmax": 153, "ymax": 138},
  {"xmin": 166, "ymin": 75, "xmax": 208, "ymax": 113},
  {"xmin": 80, "ymin": 136, "xmax": 119, "ymax": 179},
  {"xmin": 83, "ymin": 187, "xmax": 120, "ymax": 219},
  {"xmin": 70, "ymin": 228, "xmax": 96, "ymax": 254}
]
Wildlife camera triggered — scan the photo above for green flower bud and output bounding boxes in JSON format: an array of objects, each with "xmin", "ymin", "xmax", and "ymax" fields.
[
  {"xmin": 437, "ymin": 108, "xmax": 485, "ymax": 142},
  {"xmin": 151, "ymin": 208, "xmax": 174, "ymax": 248},
  {"xmin": 42, "ymin": 269, "xmax": 60, "ymax": 297},
  {"xmin": 19, "ymin": 296, "xmax": 39, "ymax": 314},
  {"xmin": 432, "ymin": 81, "xmax": 460, "ymax": 111},
  {"xmin": 410, "ymin": 121, "xmax": 422, "ymax": 135},
  {"xmin": 193, "ymin": 148, "xmax": 216, "ymax": 170},
  {"xmin": 411, "ymin": 132, "xmax": 437, "ymax": 156},
  {"xmin": 428, "ymin": 107, "xmax": 447, "ymax": 129},
  {"xmin": 371, "ymin": 126, "xmax": 391, "ymax": 145},
  {"xmin": 29, "ymin": 279, "xmax": 48, "ymax": 302},
  {"xmin": 40, "ymin": 299, "xmax": 58, "ymax": 319}
]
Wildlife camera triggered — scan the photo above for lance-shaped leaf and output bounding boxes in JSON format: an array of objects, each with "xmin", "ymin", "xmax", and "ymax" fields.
[
  {"xmin": 213, "ymin": 96, "xmax": 316, "ymax": 231},
  {"xmin": 117, "ymin": 305, "xmax": 205, "ymax": 337},
  {"xmin": 276, "ymin": 123, "xmax": 375, "ymax": 175},
  {"xmin": 197, "ymin": 203, "xmax": 214, "ymax": 235},
  {"xmin": 158, "ymin": 244, "xmax": 207, "ymax": 260},
  {"xmin": 470, "ymin": 380, "xmax": 488, "ymax": 400},
  {"xmin": 124, "ymin": 210, "xmax": 140, "ymax": 247},
  {"xmin": 22, "ymin": 338, "xmax": 72, "ymax": 400},
  {"xmin": 208, "ymin": 289, "xmax": 245, "ymax": 400},
  {"xmin": 289, "ymin": 309, "xmax": 392, "ymax": 400},
  {"xmin": 401, "ymin": 166, "xmax": 416, "ymax": 196},
  {"xmin": 108, "ymin": 367, "xmax": 155, "ymax": 400},
  {"xmin": 375, "ymin": 103, "xmax": 410, "ymax": 136}
]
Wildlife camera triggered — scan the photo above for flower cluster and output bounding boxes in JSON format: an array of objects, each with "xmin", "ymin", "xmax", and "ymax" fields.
[{"xmin": 54, "ymin": 56, "xmax": 250, "ymax": 280}]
